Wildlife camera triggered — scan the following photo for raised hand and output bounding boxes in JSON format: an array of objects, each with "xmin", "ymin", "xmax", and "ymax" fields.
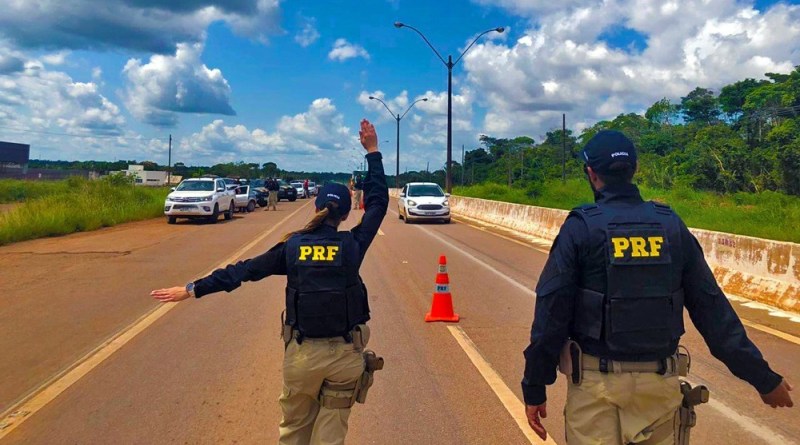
[{"xmin": 359, "ymin": 119, "xmax": 378, "ymax": 154}]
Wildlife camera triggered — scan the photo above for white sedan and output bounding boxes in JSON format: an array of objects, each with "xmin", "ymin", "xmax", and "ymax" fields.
[{"xmin": 398, "ymin": 182, "xmax": 451, "ymax": 224}]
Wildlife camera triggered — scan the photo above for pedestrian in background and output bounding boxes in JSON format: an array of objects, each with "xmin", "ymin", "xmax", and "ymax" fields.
[
  {"xmin": 266, "ymin": 177, "xmax": 279, "ymax": 211},
  {"xmin": 353, "ymin": 175, "xmax": 364, "ymax": 210},
  {"xmin": 522, "ymin": 130, "xmax": 793, "ymax": 444},
  {"xmin": 151, "ymin": 119, "xmax": 389, "ymax": 445}
]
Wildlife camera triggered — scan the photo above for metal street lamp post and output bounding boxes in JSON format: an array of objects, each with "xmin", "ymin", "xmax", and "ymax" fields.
[
  {"xmin": 395, "ymin": 22, "xmax": 503, "ymax": 193},
  {"xmin": 368, "ymin": 96, "xmax": 428, "ymax": 188}
]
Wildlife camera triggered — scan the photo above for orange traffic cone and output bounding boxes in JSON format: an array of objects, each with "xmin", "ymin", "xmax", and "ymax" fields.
[{"xmin": 425, "ymin": 255, "xmax": 460, "ymax": 323}]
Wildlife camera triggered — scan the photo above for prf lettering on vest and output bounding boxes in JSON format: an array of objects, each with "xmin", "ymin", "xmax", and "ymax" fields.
[
  {"xmin": 299, "ymin": 245, "xmax": 340, "ymax": 261},
  {"xmin": 611, "ymin": 236, "xmax": 664, "ymax": 258}
]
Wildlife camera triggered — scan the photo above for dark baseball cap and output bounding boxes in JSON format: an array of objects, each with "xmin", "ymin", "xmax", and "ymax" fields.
[
  {"xmin": 315, "ymin": 183, "xmax": 351, "ymax": 213},
  {"xmin": 581, "ymin": 130, "xmax": 637, "ymax": 173}
]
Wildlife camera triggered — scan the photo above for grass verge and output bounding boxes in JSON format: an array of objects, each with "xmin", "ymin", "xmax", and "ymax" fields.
[
  {"xmin": 453, "ymin": 180, "xmax": 800, "ymax": 243},
  {"xmin": 0, "ymin": 177, "xmax": 169, "ymax": 246}
]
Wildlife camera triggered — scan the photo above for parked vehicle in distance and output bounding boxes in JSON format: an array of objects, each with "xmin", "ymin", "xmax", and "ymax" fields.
[
  {"xmin": 290, "ymin": 181, "xmax": 307, "ymax": 199},
  {"xmin": 398, "ymin": 182, "xmax": 451, "ymax": 224},
  {"xmin": 222, "ymin": 178, "xmax": 239, "ymax": 191},
  {"xmin": 164, "ymin": 178, "xmax": 235, "ymax": 224},
  {"xmin": 307, "ymin": 181, "xmax": 318, "ymax": 196},
  {"xmin": 278, "ymin": 180, "xmax": 298, "ymax": 201},
  {"xmin": 234, "ymin": 185, "xmax": 257, "ymax": 213},
  {"xmin": 249, "ymin": 179, "xmax": 270, "ymax": 207}
]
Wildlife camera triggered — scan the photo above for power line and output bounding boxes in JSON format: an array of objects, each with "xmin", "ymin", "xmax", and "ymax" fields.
[{"xmin": 0, "ymin": 124, "xmax": 168, "ymax": 141}]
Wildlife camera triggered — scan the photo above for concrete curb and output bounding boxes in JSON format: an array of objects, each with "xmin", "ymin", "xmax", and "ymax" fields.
[{"xmin": 390, "ymin": 189, "xmax": 799, "ymax": 313}]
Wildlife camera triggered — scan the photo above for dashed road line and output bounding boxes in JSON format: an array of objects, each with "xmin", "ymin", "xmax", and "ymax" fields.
[
  {"xmin": 0, "ymin": 201, "xmax": 313, "ymax": 440},
  {"xmin": 448, "ymin": 326, "xmax": 557, "ymax": 445}
]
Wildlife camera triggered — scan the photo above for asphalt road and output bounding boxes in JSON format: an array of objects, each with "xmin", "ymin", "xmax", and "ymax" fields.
[{"xmin": 0, "ymin": 197, "xmax": 798, "ymax": 444}]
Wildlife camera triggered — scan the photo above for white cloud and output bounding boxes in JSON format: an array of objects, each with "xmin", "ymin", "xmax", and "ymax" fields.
[
  {"xmin": 295, "ymin": 17, "xmax": 320, "ymax": 47},
  {"xmin": 123, "ymin": 42, "xmax": 236, "ymax": 127},
  {"xmin": 462, "ymin": 0, "xmax": 800, "ymax": 138},
  {"xmin": 179, "ymin": 98, "xmax": 358, "ymax": 168},
  {"xmin": 0, "ymin": 0, "xmax": 282, "ymax": 53},
  {"xmin": 0, "ymin": 56, "xmax": 125, "ymax": 137},
  {"xmin": 328, "ymin": 38, "xmax": 370, "ymax": 62}
]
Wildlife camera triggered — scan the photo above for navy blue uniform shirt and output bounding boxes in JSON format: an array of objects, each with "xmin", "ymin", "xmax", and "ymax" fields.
[
  {"xmin": 521, "ymin": 182, "xmax": 783, "ymax": 406},
  {"xmin": 194, "ymin": 152, "xmax": 388, "ymax": 297}
]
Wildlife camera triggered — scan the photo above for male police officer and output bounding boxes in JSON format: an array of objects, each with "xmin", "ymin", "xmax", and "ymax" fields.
[
  {"xmin": 522, "ymin": 130, "xmax": 793, "ymax": 444},
  {"xmin": 152, "ymin": 119, "xmax": 388, "ymax": 445}
]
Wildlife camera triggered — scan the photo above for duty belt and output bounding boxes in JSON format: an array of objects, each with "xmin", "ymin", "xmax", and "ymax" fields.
[{"xmin": 582, "ymin": 354, "xmax": 678, "ymax": 375}]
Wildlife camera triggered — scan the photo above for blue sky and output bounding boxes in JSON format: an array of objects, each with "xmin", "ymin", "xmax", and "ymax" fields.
[{"xmin": 0, "ymin": 0, "xmax": 798, "ymax": 173}]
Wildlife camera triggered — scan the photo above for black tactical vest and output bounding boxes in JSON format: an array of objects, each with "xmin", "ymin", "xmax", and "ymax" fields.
[
  {"xmin": 285, "ymin": 231, "xmax": 369, "ymax": 339},
  {"xmin": 571, "ymin": 201, "xmax": 685, "ymax": 358}
]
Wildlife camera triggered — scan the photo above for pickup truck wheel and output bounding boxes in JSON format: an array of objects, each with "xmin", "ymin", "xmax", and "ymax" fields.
[
  {"xmin": 167, "ymin": 216, "xmax": 177, "ymax": 224},
  {"xmin": 247, "ymin": 201, "xmax": 256, "ymax": 213},
  {"xmin": 224, "ymin": 201, "xmax": 234, "ymax": 220},
  {"xmin": 208, "ymin": 204, "xmax": 220, "ymax": 223}
]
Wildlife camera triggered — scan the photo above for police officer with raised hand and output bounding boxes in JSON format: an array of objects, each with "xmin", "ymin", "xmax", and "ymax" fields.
[
  {"xmin": 522, "ymin": 130, "xmax": 793, "ymax": 444},
  {"xmin": 151, "ymin": 119, "xmax": 389, "ymax": 445}
]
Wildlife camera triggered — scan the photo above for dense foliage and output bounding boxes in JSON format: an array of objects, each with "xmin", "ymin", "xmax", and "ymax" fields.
[{"xmin": 450, "ymin": 66, "xmax": 800, "ymax": 197}]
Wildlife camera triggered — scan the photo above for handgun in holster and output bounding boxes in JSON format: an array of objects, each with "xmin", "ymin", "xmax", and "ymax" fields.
[
  {"xmin": 677, "ymin": 381, "xmax": 710, "ymax": 445},
  {"xmin": 354, "ymin": 350, "xmax": 384, "ymax": 404}
]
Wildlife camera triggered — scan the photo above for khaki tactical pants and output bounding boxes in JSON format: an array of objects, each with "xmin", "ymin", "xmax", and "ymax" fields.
[
  {"xmin": 268, "ymin": 191, "xmax": 278, "ymax": 210},
  {"xmin": 278, "ymin": 337, "xmax": 365, "ymax": 445},
  {"xmin": 353, "ymin": 190, "xmax": 362, "ymax": 209},
  {"xmin": 566, "ymin": 370, "xmax": 683, "ymax": 445}
]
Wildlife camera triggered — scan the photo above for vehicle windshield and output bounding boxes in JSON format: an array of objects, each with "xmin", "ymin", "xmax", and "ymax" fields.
[
  {"xmin": 408, "ymin": 185, "xmax": 445, "ymax": 197},
  {"xmin": 309, "ymin": 182, "xmax": 316, "ymax": 187},
  {"xmin": 175, "ymin": 181, "xmax": 214, "ymax": 192},
  {"xmin": 250, "ymin": 179, "xmax": 264, "ymax": 188}
]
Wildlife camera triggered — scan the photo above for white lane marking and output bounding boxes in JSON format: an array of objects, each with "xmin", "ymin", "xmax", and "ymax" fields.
[
  {"xmin": 448, "ymin": 326, "xmax": 557, "ymax": 445},
  {"xmin": 685, "ymin": 377, "xmax": 797, "ymax": 445},
  {"xmin": 389, "ymin": 209, "xmax": 536, "ymax": 298},
  {"xmin": 0, "ymin": 201, "xmax": 314, "ymax": 439},
  {"xmin": 741, "ymin": 320, "xmax": 800, "ymax": 346}
]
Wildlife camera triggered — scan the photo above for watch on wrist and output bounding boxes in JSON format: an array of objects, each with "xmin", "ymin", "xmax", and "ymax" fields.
[{"xmin": 185, "ymin": 282, "xmax": 196, "ymax": 298}]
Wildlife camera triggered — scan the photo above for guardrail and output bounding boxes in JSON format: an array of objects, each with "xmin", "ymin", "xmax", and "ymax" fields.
[{"xmin": 390, "ymin": 189, "xmax": 799, "ymax": 313}]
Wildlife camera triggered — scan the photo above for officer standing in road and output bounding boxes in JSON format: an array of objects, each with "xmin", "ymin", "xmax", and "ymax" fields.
[
  {"xmin": 266, "ymin": 177, "xmax": 280, "ymax": 211},
  {"xmin": 522, "ymin": 130, "xmax": 793, "ymax": 444},
  {"xmin": 353, "ymin": 175, "xmax": 364, "ymax": 210},
  {"xmin": 151, "ymin": 119, "xmax": 389, "ymax": 445}
]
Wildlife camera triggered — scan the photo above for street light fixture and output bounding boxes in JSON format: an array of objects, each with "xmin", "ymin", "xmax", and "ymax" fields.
[
  {"xmin": 368, "ymin": 95, "xmax": 428, "ymax": 188},
  {"xmin": 395, "ymin": 22, "xmax": 504, "ymax": 193}
]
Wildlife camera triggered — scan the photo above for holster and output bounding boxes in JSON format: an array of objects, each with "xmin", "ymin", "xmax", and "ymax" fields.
[
  {"xmin": 558, "ymin": 340, "xmax": 583, "ymax": 385},
  {"xmin": 353, "ymin": 350, "xmax": 384, "ymax": 404},
  {"xmin": 677, "ymin": 381, "xmax": 710, "ymax": 445}
]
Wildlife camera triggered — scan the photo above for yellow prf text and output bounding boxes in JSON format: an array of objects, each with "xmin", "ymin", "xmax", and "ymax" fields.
[
  {"xmin": 611, "ymin": 236, "xmax": 664, "ymax": 258},
  {"xmin": 299, "ymin": 245, "xmax": 340, "ymax": 261}
]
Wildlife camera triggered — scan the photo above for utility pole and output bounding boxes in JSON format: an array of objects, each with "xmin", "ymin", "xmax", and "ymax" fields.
[
  {"xmin": 461, "ymin": 144, "xmax": 465, "ymax": 186},
  {"xmin": 562, "ymin": 114, "xmax": 566, "ymax": 183},
  {"xmin": 168, "ymin": 134, "xmax": 172, "ymax": 186}
]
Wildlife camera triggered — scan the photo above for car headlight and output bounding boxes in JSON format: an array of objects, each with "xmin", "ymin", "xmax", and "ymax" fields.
[
  {"xmin": 407, "ymin": 200, "xmax": 417, "ymax": 207},
  {"xmin": 443, "ymin": 200, "xmax": 449, "ymax": 206},
  {"xmin": 200, "ymin": 195, "xmax": 213, "ymax": 202}
]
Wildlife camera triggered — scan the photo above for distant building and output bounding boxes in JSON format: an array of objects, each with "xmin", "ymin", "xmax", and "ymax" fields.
[
  {"xmin": 0, "ymin": 141, "xmax": 30, "ymax": 176},
  {"xmin": 112, "ymin": 164, "xmax": 169, "ymax": 186}
]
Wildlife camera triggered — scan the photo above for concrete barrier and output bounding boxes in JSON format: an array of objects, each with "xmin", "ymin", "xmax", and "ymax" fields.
[{"xmin": 390, "ymin": 189, "xmax": 799, "ymax": 313}]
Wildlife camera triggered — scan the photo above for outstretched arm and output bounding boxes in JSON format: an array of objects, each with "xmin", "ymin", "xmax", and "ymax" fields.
[{"xmin": 151, "ymin": 242, "xmax": 288, "ymax": 302}]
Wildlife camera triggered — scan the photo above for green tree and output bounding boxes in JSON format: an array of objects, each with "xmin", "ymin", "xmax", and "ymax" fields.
[{"xmin": 680, "ymin": 87, "xmax": 721, "ymax": 125}]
